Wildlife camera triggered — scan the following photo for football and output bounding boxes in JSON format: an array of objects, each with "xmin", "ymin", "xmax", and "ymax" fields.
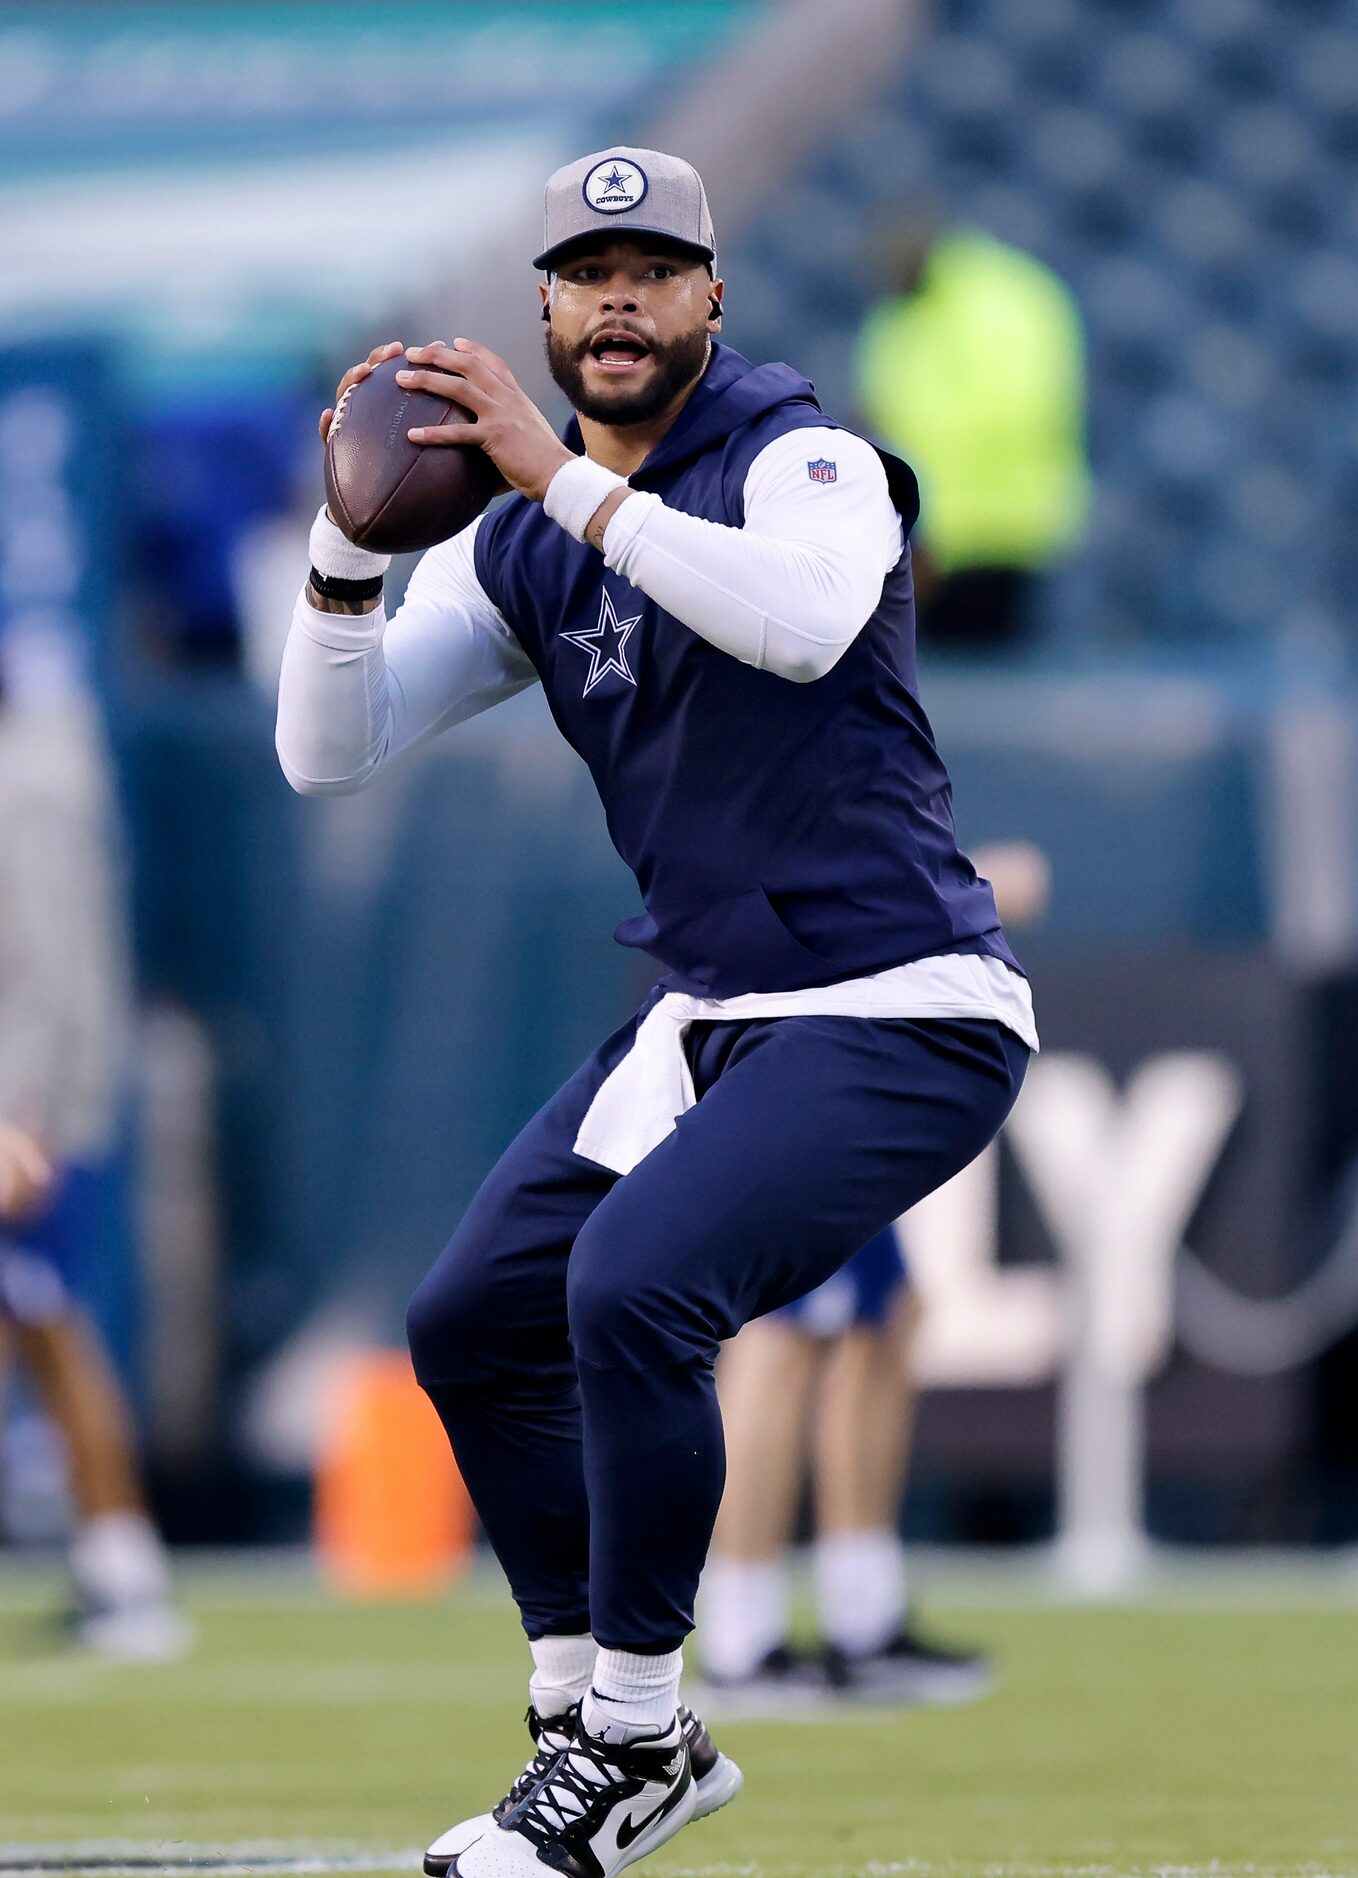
[{"xmin": 324, "ymin": 355, "xmax": 503, "ymax": 554}]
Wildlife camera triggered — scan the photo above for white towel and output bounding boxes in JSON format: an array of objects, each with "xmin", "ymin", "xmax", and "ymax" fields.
[{"xmin": 572, "ymin": 953, "xmax": 1039, "ymax": 1176}]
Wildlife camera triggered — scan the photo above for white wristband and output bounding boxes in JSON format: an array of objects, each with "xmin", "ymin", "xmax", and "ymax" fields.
[
  {"xmin": 543, "ymin": 456, "xmax": 629, "ymax": 543},
  {"xmin": 308, "ymin": 503, "xmax": 392, "ymax": 581}
]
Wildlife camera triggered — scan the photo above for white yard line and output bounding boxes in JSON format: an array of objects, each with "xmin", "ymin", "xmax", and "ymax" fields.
[
  {"xmin": 655, "ymin": 1869, "xmax": 1355, "ymax": 1878},
  {"xmin": 1, "ymin": 1855, "xmax": 1347, "ymax": 1878},
  {"xmin": 0, "ymin": 1846, "xmax": 422, "ymax": 1877}
]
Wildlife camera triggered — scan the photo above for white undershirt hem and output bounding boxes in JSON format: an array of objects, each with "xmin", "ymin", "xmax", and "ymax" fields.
[{"xmin": 573, "ymin": 952, "xmax": 1037, "ymax": 1176}]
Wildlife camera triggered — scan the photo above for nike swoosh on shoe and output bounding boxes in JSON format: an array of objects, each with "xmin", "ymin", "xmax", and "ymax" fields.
[{"xmin": 615, "ymin": 1778, "xmax": 687, "ymax": 1851}]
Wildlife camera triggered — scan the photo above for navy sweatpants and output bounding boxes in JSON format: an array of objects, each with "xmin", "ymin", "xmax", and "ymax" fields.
[{"xmin": 406, "ymin": 1005, "xmax": 1027, "ymax": 1653}]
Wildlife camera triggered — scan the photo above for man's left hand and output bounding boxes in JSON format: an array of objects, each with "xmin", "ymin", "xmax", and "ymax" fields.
[{"xmin": 397, "ymin": 340, "xmax": 573, "ymax": 504}]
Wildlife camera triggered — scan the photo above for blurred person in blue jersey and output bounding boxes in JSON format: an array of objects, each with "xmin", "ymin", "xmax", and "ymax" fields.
[
  {"xmin": 856, "ymin": 217, "xmax": 1090, "ymax": 651},
  {"xmin": 278, "ymin": 147, "xmax": 1036, "ymax": 1877},
  {"xmin": 700, "ymin": 842, "xmax": 1050, "ymax": 1709},
  {"xmin": 0, "ymin": 626, "xmax": 190, "ymax": 1661}
]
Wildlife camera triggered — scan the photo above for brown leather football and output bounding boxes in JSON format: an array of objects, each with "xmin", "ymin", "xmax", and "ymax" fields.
[{"xmin": 324, "ymin": 355, "xmax": 502, "ymax": 553}]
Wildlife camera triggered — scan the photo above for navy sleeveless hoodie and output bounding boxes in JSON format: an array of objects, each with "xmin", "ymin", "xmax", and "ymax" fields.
[{"xmin": 474, "ymin": 342, "xmax": 1017, "ymax": 999}]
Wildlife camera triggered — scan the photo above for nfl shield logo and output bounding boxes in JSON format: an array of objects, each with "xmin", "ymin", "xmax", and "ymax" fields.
[{"xmin": 807, "ymin": 457, "xmax": 837, "ymax": 484}]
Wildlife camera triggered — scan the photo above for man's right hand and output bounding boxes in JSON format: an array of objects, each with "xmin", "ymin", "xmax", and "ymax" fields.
[
  {"xmin": 0, "ymin": 1122, "xmax": 53, "ymax": 1222},
  {"xmin": 318, "ymin": 340, "xmax": 405, "ymax": 447}
]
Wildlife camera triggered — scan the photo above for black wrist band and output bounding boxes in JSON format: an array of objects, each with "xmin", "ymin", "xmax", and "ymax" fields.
[{"xmin": 309, "ymin": 566, "xmax": 384, "ymax": 602}]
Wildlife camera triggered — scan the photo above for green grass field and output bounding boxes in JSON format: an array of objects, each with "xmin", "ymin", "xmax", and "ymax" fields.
[{"xmin": 1, "ymin": 1560, "xmax": 1355, "ymax": 1878}]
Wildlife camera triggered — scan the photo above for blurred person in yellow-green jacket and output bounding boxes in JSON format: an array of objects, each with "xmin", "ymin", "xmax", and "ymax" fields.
[{"xmin": 855, "ymin": 222, "xmax": 1090, "ymax": 651}]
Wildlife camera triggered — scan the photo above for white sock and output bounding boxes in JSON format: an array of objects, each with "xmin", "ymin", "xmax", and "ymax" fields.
[
  {"xmin": 814, "ymin": 1527, "xmax": 906, "ymax": 1658},
  {"xmin": 69, "ymin": 1511, "xmax": 171, "ymax": 1610},
  {"xmin": 697, "ymin": 1553, "xmax": 790, "ymax": 1680},
  {"xmin": 528, "ymin": 1633, "xmax": 596, "ymax": 1720},
  {"xmin": 583, "ymin": 1646, "xmax": 683, "ymax": 1741}
]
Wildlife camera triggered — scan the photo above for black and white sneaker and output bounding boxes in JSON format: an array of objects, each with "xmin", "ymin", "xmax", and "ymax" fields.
[
  {"xmin": 424, "ymin": 1709, "xmax": 703, "ymax": 1876},
  {"xmin": 423, "ymin": 1701, "xmax": 741, "ymax": 1874},
  {"xmin": 823, "ymin": 1622, "xmax": 996, "ymax": 1706}
]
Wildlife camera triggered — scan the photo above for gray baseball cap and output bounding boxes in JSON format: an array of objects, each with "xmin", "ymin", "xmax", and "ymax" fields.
[{"xmin": 533, "ymin": 146, "xmax": 716, "ymax": 273}]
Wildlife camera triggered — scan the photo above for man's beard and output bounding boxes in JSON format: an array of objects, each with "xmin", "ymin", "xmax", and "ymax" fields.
[{"xmin": 546, "ymin": 325, "xmax": 710, "ymax": 425}]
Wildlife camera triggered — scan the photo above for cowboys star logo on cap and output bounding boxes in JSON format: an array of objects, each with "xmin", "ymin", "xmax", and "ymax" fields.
[
  {"xmin": 582, "ymin": 157, "xmax": 649, "ymax": 214},
  {"xmin": 534, "ymin": 146, "xmax": 715, "ymax": 272}
]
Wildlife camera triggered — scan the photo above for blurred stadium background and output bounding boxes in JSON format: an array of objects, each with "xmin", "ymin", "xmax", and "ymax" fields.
[{"xmin": 1, "ymin": 1, "xmax": 1356, "ymax": 1874}]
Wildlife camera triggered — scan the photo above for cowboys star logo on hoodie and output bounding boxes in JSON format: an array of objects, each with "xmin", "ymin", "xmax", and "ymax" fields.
[{"xmin": 562, "ymin": 587, "xmax": 642, "ymax": 696}]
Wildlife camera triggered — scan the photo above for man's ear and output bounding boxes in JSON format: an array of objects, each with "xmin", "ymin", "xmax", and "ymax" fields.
[
  {"xmin": 706, "ymin": 277, "xmax": 725, "ymax": 329},
  {"xmin": 539, "ymin": 280, "xmax": 552, "ymax": 324}
]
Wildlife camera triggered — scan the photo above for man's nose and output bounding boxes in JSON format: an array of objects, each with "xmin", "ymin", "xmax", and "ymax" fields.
[{"xmin": 599, "ymin": 277, "xmax": 640, "ymax": 312}]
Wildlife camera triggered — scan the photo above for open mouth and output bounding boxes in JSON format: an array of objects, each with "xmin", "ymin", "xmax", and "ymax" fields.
[{"xmin": 587, "ymin": 330, "xmax": 652, "ymax": 373}]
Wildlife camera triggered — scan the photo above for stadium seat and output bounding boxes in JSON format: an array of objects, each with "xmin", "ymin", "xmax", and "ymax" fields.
[{"xmin": 726, "ymin": 0, "xmax": 1358, "ymax": 647}]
